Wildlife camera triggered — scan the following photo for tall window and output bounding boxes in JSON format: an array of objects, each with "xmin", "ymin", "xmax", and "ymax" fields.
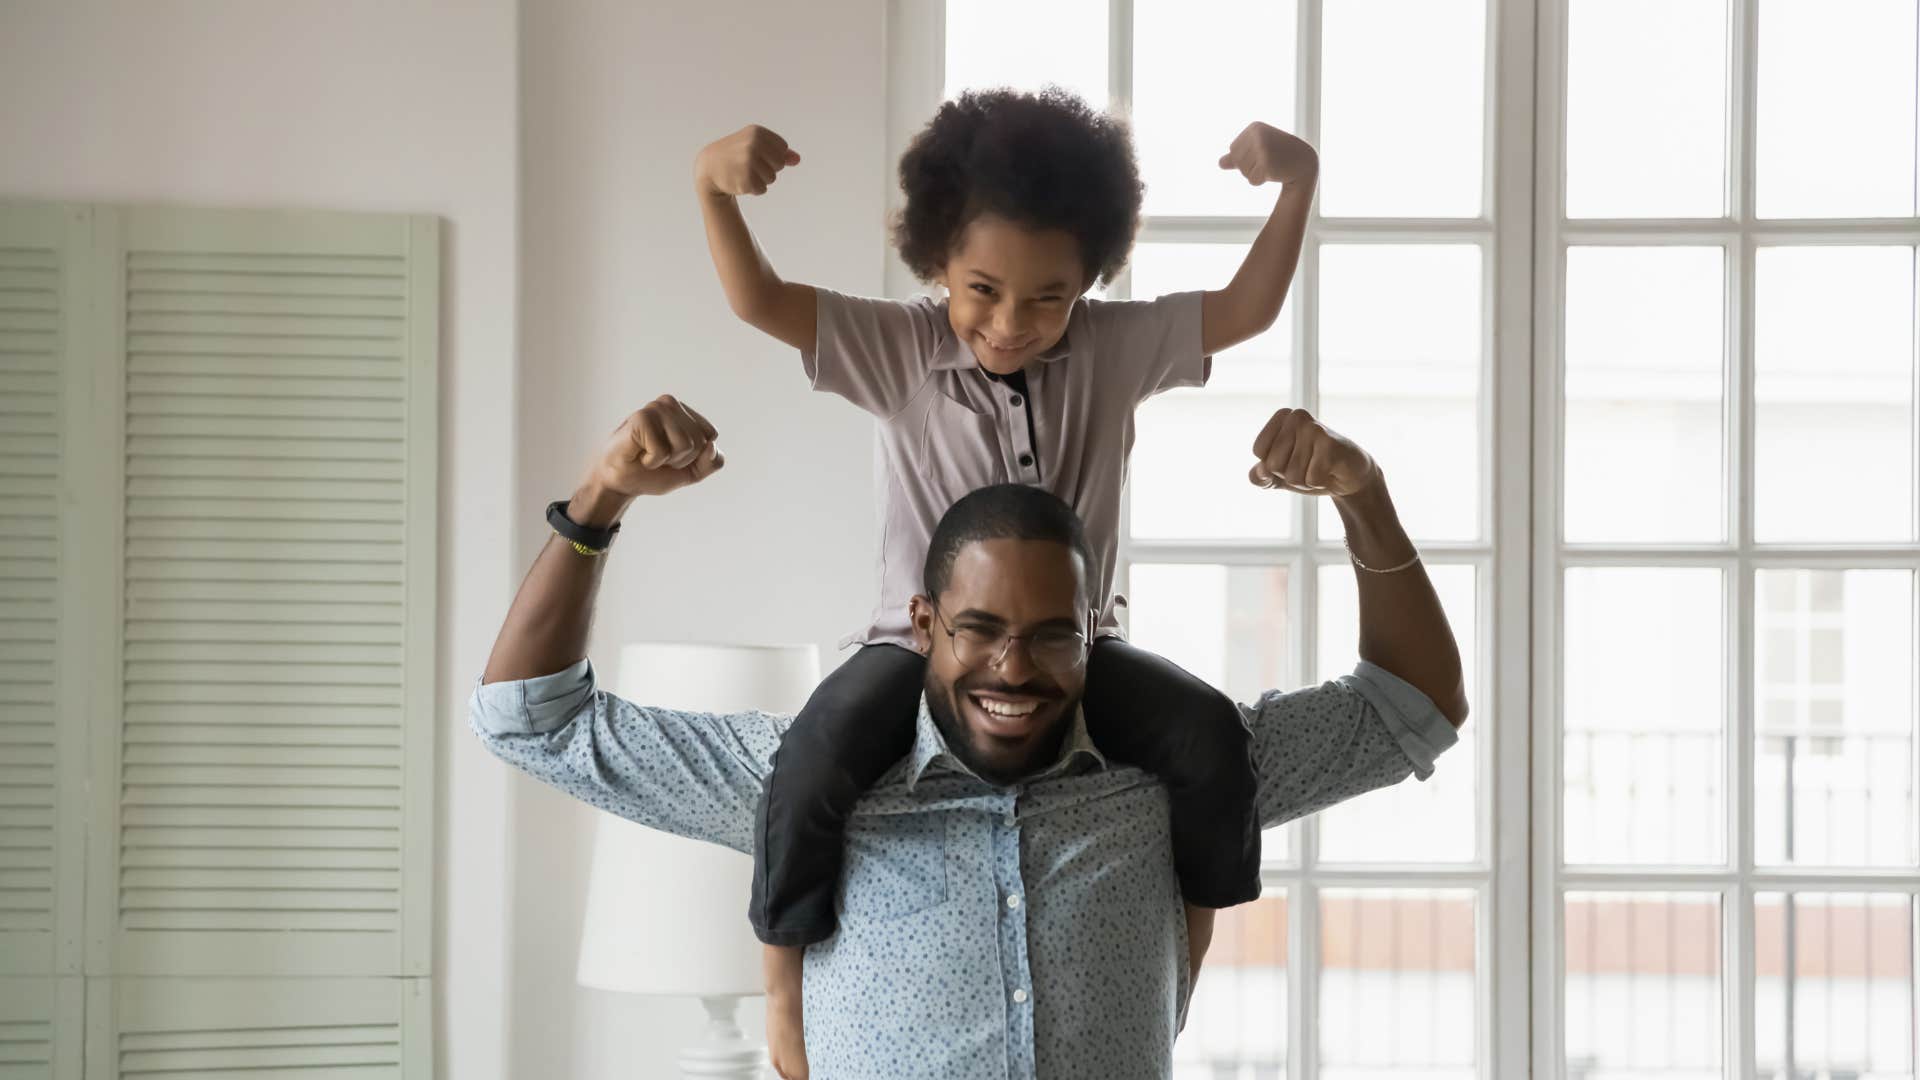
[
  {"xmin": 1542, "ymin": 1, "xmax": 1919, "ymax": 1078},
  {"xmin": 905, "ymin": 0, "xmax": 1919, "ymax": 1076}
]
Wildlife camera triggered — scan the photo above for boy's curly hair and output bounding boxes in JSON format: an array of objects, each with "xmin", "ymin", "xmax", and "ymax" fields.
[{"xmin": 893, "ymin": 87, "xmax": 1143, "ymax": 289}]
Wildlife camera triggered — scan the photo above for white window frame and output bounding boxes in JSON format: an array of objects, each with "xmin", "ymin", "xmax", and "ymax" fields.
[{"xmin": 1532, "ymin": 1, "xmax": 1920, "ymax": 1077}]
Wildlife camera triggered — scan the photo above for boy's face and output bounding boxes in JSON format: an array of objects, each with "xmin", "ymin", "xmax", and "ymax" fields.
[{"xmin": 934, "ymin": 214, "xmax": 1090, "ymax": 375}]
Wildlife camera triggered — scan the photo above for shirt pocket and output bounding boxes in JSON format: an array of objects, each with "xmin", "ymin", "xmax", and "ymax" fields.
[
  {"xmin": 837, "ymin": 812, "xmax": 950, "ymax": 922},
  {"xmin": 920, "ymin": 388, "xmax": 1007, "ymax": 497}
]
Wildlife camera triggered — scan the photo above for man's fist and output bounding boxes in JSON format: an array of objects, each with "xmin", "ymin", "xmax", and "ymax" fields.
[
  {"xmin": 695, "ymin": 125, "xmax": 802, "ymax": 197},
  {"xmin": 583, "ymin": 396, "xmax": 725, "ymax": 502},
  {"xmin": 1218, "ymin": 122, "xmax": 1319, "ymax": 187},
  {"xmin": 1249, "ymin": 408, "xmax": 1377, "ymax": 498}
]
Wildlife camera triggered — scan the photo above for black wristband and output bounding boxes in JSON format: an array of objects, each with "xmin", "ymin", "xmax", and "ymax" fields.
[{"xmin": 546, "ymin": 499, "xmax": 622, "ymax": 553}]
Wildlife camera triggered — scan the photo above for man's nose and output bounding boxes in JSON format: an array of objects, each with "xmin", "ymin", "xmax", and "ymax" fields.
[{"xmin": 991, "ymin": 636, "xmax": 1040, "ymax": 683}]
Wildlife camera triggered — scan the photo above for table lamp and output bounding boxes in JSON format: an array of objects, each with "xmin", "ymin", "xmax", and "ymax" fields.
[{"xmin": 576, "ymin": 641, "xmax": 821, "ymax": 1080}]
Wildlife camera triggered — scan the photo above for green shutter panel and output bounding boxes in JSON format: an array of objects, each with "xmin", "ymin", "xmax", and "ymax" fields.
[
  {"xmin": 87, "ymin": 208, "xmax": 438, "ymax": 982},
  {"xmin": 86, "ymin": 977, "xmax": 428, "ymax": 1079},
  {"xmin": 0, "ymin": 977, "xmax": 82, "ymax": 1080},
  {"xmin": 1, "ymin": 205, "xmax": 89, "ymax": 1080}
]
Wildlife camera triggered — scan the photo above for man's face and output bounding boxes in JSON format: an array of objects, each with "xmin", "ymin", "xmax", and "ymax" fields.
[{"xmin": 909, "ymin": 537, "xmax": 1094, "ymax": 786}]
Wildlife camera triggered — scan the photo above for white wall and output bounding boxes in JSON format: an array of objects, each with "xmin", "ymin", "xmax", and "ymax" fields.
[
  {"xmin": 516, "ymin": 1, "xmax": 887, "ymax": 1076},
  {"xmin": 0, "ymin": 4, "xmax": 521, "ymax": 1079},
  {"xmin": 1, "ymin": 1, "xmax": 889, "ymax": 1076}
]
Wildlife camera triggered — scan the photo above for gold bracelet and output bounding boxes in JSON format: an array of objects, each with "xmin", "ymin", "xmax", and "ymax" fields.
[
  {"xmin": 1347, "ymin": 541, "xmax": 1420, "ymax": 574},
  {"xmin": 557, "ymin": 532, "xmax": 608, "ymax": 558}
]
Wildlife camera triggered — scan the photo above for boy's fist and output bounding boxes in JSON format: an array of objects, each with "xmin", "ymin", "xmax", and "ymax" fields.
[
  {"xmin": 696, "ymin": 125, "xmax": 802, "ymax": 197},
  {"xmin": 1218, "ymin": 122, "xmax": 1319, "ymax": 187}
]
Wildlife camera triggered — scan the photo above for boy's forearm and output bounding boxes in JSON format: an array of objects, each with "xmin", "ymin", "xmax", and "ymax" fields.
[
  {"xmin": 698, "ymin": 191, "xmax": 816, "ymax": 350},
  {"xmin": 1202, "ymin": 175, "xmax": 1316, "ymax": 354}
]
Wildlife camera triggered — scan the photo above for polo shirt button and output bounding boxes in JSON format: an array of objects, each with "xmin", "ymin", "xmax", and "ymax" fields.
[
  {"xmin": 1018, "ymin": 453, "xmax": 1034, "ymax": 468},
  {"xmin": 1009, "ymin": 393, "xmax": 1023, "ymax": 407}
]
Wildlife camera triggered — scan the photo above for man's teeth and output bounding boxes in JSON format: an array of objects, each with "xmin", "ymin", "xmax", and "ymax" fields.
[{"xmin": 975, "ymin": 696, "xmax": 1040, "ymax": 718}]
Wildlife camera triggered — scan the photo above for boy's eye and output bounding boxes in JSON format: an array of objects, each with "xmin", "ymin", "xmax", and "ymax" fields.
[{"xmin": 970, "ymin": 283, "xmax": 997, "ymax": 297}]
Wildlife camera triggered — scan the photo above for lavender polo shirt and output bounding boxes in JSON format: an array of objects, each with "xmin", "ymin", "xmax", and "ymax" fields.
[{"xmin": 804, "ymin": 287, "xmax": 1212, "ymax": 649}]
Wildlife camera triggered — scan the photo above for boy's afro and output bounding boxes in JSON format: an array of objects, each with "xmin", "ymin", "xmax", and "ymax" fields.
[{"xmin": 893, "ymin": 86, "xmax": 1143, "ymax": 289}]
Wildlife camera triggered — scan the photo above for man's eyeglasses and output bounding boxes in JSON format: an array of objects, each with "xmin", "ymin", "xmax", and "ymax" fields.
[{"xmin": 929, "ymin": 605, "xmax": 1090, "ymax": 676}]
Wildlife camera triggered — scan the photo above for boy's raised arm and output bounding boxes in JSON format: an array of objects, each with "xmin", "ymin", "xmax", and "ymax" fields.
[
  {"xmin": 694, "ymin": 124, "xmax": 818, "ymax": 352},
  {"xmin": 1202, "ymin": 122, "xmax": 1318, "ymax": 356}
]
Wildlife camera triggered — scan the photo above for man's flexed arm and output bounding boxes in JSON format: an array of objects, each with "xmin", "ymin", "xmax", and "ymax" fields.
[
  {"xmin": 482, "ymin": 395, "xmax": 725, "ymax": 685},
  {"xmin": 1249, "ymin": 408, "xmax": 1469, "ymax": 727}
]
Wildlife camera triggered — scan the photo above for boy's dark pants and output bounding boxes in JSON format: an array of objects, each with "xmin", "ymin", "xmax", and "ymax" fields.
[{"xmin": 749, "ymin": 639, "xmax": 1262, "ymax": 946}]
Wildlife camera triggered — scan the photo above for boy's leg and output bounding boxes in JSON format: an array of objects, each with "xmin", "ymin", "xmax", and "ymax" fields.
[
  {"xmin": 1083, "ymin": 637, "xmax": 1261, "ymax": 908},
  {"xmin": 750, "ymin": 642, "xmax": 927, "ymax": 944}
]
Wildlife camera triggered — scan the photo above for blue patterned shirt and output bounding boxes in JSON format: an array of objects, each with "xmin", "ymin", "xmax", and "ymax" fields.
[{"xmin": 469, "ymin": 660, "xmax": 1457, "ymax": 1079}]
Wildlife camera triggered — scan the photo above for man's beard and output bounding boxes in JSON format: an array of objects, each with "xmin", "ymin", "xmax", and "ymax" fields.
[{"xmin": 923, "ymin": 667, "xmax": 1079, "ymax": 787}]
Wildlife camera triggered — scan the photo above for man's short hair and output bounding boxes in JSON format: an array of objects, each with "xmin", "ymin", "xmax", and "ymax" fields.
[{"xmin": 922, "ymin": 484, "xmax": 1095, "ymax": 601}]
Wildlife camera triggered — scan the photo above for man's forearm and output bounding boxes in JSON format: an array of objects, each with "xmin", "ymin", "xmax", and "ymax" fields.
[
  {"xmin": 480, "ymin": 483, "xmax": 632, "ymax": 685},
  {"xmin": 1331, "ymin": 477, "xmax": 1470, "ymax": 727}
]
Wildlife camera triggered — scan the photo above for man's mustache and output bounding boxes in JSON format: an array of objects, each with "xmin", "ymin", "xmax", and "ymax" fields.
[{"xmin": 955, "ymin": 675, "xmax": 1064, "ymax": 700}]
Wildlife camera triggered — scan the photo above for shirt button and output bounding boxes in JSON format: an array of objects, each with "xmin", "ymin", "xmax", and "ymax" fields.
[
  {"xmin": 1009, "ymin": 393, "xmax": 1023, "ymax": 407},
  {"xmin": 1018, "ymin": 453, "xmax": 1034, "ymax": 468},
  {"xmin": 1006, "ymin": 894, "xmax": 1022, "ymax": 909},
  {"xmin": 1012, "ymin": 988, "xmax": 1029, "ymax": 1004}
]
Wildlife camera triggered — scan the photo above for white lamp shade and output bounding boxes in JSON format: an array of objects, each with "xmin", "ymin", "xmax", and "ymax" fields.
[{"xmin": 575, "ymin": 642, "xmax": 820, "ymax": 997}]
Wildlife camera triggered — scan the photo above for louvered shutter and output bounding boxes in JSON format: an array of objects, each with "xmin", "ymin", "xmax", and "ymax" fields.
[
  {"xmin": 86, "ymin": 209, "xmax": 437, "ymax": 982},
  {"xmin": 86, "ymin": 976, "xmax": 428, "ymax": 1078},
  {"xmin": 0, "ymin": 204, "xmax": 89, "ymax": 1080}
]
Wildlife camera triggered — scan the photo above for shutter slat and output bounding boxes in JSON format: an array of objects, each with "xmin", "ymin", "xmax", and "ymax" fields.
[{"xmin": 128, "ymin": 292, "xmax": 405, "ymax": 319}]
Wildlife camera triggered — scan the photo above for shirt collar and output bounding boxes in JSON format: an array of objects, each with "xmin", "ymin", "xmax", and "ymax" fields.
[
  {"xmin": 902, "ymin": 692, "xmax": 1107, "ymax": 792},
  {"xmin": 928, "ymin": 296, "xmax": 1080, "ymax": 372}
]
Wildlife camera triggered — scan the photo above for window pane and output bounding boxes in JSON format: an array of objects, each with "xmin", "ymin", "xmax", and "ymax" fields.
[
  {"xmin": 1566, "ymin": 0, "xmax": 1728, "ymax": 218},
  {"xmin": 1755, "ymin": 893, "xmax": 1917, "ymax": 1080},
  {"xmin": 1564, "ymin": 568, "xmax": 1726, "ymax": 865},
  {"xmin": 1135, "ymin": 0, "xmax": 1297, "ymax": 217},
  {"xmin": 1130, "ymin": 243, "xmax": 1294, "ymax": 541},
  {"xmin": 944, "ymin": 0, "xmax": 1108, "ymax": 106},
  {"xmin": 1127, "ymin": 562, "xmax": 1293, "ymax": 864},
  {"xmin": 1318, "ymin": 244, "xmax": 1482, "ymax": 542},
  {"xmin": 1319, "ymin": 888, "xmax": 1477, "ymax": 1080},
  {"xmin": 1755, "ymin": 247, "xmax": 1916, "ymax": 543},
  {"xmin": 1564, "ymin": 892, "xmax": 1724, "ymax": 1079},
  {"xmin": 1757, "ymin": 0, "xmax": 1919, "ymax": 218},
  {"xmin": 1756, "ymin": 569, "xmax": 1918, "ymax": 868},
  {"xmin": 1175, "ymin": 893, "xmax": 1290, "ymax": 1080},
  {"xmin": 1316, "ymin": 563, "xmax": 1477, "ymax": 864},
  {"xmin": 1320, "ymin": 0, "xmax": 1485, "ymax": 217},
  {"xmin": 1563, "ymin": 247, "xmax": 1726, "ymax": 543}
]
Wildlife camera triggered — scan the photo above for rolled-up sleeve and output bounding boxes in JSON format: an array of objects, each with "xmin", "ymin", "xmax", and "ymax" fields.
[
  {"xmin": 469, "ymin": 660, "xmax": 788, "ymax": 854},
  {"xmin": 1246, "ymin": 660, "xmax": 1460, "ymax": 829}
]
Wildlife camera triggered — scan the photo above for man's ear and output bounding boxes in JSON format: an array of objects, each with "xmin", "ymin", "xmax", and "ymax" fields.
[{"xmin": 909, "ymin": 595, "xmax": 936, "ymax": 656}]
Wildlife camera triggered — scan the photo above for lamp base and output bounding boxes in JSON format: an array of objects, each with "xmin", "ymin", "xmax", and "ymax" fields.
[{"xmin": 678, "ymin": 995, "xmax": 767, "ymax": 1080}]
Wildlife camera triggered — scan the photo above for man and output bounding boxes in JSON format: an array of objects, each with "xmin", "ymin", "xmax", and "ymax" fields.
[{"xmin": 473, "ymin": 394, "xmax": 1467, "ymax": 1080}]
